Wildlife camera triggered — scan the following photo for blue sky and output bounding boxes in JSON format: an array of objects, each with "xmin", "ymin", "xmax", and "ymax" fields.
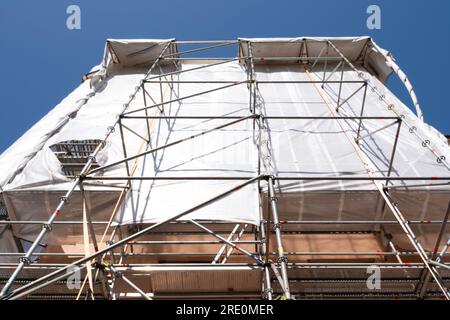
[{"xmin": 0, "ymin": 0, "xmax": 449, "ymax": 152}]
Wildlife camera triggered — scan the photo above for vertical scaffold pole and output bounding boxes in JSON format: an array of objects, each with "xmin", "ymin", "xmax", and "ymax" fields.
[
  {"xmin": 259, "ymin": 213, "xmax": 273, "ymax": 300},
  {"xmin": 267, "ymin": 176, "xmax": 291, "ymax": 299},
  {"xmin": 416, "ymin": 200, "xmax": 450, "ymax": 298}
]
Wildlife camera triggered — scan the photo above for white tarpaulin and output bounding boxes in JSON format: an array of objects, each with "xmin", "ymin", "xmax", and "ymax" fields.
[
  {"xmin": 115, "ymin": 61, "xmax": 260, "ymax": 225},
  {"xmin": 252, "ymin": 62, "xmax": 450, "ymax": 248},
  {"xmin": 1, "ymin": 37, "xmax": 450, "ymax": 250}
]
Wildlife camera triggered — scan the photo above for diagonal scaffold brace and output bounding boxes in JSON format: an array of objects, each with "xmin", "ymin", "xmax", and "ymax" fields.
[{"xmin": 2, "ymin": 175, "xmax": 263, "ymax": 300}]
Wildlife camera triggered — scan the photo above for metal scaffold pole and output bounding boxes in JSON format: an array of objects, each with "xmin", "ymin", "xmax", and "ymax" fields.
[{"xmin": 268, "ymin": 176, "xmax": 291, "ymax": 299}]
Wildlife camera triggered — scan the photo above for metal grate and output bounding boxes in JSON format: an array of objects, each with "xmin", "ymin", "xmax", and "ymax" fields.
[{"xmin": 50, "ymin": 139, "xmax": 103, "ymax": 177}]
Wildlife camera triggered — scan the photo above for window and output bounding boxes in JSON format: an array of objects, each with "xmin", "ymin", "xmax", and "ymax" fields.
[{"xmin": 50, "ymin": 139, "xmax": 104, "ymax": 177}]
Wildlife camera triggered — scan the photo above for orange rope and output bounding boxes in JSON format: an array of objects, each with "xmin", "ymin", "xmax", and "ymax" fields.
[{"xmin": 303, "ymin": 65, "xmax": 377, "ymax": 188}]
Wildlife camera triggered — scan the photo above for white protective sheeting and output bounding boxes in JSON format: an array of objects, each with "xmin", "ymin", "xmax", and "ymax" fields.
[
  {"xmin": 255, "ymin": 63, "xmax": 450, "ymax": 189},
  {"xmin": 2, "ymin": 69, "xmax": 154, "ymax": 191},
  {"xmin": 1, "ymin": 38, "xmax": 450, "ymax": 250},
  {"xmin": 0, "ymin": 39, "xmax": 174, "ymax": 189},
  {"xmin": 115, "ymin": 61, "xmax": 260, "ymax": 225},
  {"xmin": 253, "ymin": 61, "xmax": 450, "ymax": 249},
  {"xmin": 0, "ymin": 39, "xmax": 175, "ymax": 242},
  {"xmin": 104, "ymin": 39, "xmax": 177, "ymax": 71},
  {"xmin": 239, "ymin": 37, "xmax": 393, "ymax": 83},
  {"xmin": 0, "ymin": 81, "xmax": 94, "ymax": 188}
]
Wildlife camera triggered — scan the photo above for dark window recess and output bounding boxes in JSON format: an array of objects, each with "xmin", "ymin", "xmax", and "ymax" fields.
[
  {"xmin": 50, "ymin": 139, "xmax": 104, "ymax": 177},
  {"xmin": 0, "ymin": 196, "xmax": 8, "ymax": 220}
]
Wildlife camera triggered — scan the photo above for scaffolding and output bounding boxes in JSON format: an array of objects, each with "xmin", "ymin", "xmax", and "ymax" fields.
[{"xmin": 0, "ymin": 38, "xmax": 449, "ymax": 300}]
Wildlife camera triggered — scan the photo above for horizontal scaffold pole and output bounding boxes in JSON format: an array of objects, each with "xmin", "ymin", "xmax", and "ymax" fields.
[
  {"xmin": 142, "ymin": 80, "xmax": 366, "ymax": 84},
  {"xmin": 143, "ymin": 57, "xmax": 242, "ymax": 82},
  {"xmin": 83, "ymin": 175, "xmax": 450, "ymax": 181},
  {"xmin": 120, "ymin": 115, "xmax": 399, "ymax": 120},
  {"xmin": 125, "ymin": 80, "xmax": 247, "ymax": 115},
  {"xmin": 162, "ymin": 41, "xmax": 237, "ymax": 59}
]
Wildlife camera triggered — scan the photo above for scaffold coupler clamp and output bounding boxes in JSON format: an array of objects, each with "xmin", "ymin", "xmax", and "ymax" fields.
[
  {"xmin": 18, "ymin": 256, "xmax": 31, "ymax": 266},
  {"xmin": 262, "ymin": 287, "xmax": 273, "ymax": 300},
  {"xmin": 42, "ymin": 223, "xmax": 52, "ymax": 232},
  {"xmin": 94, "ymin": 260, "xmax": 110, "ymax": 273},
  {"xmin": 262, "ymin": 258, "xmax": 273, "ymax": 268},
  {"xmin": 272, "ymin": 222, "xmax": 281, "ymax": 231},
  {"xmin": 113, "ymin": 270, "xmax": 123, "ymax": 279},
  {"xmin": 277, "ymin": 256, "xmax": 288, "ymax": 265},
  {"xmin": 251, "ymin": 254, "xmax": 264, "ymax": 266}
]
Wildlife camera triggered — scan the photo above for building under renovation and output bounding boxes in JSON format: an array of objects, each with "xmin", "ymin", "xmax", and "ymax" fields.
[{"xmin": 0, "ymin": 37, "xmax": 449, "ymax": 300}]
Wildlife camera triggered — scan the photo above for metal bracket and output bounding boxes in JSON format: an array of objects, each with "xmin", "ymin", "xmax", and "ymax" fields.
[
  {"xmin": 262, "ymin": 288, "xmax": 274, "ymax": 299},
  {"xmin": 18, "ymin": 257, "xmax": 31, "ymax": 265},
  {"xmin": 277, "ymin": 256, "xmax": 288, "ymax": 265},
  {"xmin": 42, "ymin": 224, "xmax": 52, "ymax": 231}
]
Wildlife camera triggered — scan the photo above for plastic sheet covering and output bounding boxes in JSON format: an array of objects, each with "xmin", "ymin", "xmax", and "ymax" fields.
[
  {"xmin": 254, "ymin": 62, "xmax": 450, "ymax": 249},
  {"xmin": 0, "ymin": 64, "xmax": 170, "ymax": 241},
  {"xmin": 239, "ymin": 37, "xmax": 393, "ymax": 83},
  {"xmin": 115, "ymin": 61, "xmax": 260, "ymax": 225},
  {"xmin": 105, "ymin": 39, "xmax": 176, "ymax": 69},
  {"xmin": 1, "ymin": 38, "xmax": 450, "ymax": 249}
]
